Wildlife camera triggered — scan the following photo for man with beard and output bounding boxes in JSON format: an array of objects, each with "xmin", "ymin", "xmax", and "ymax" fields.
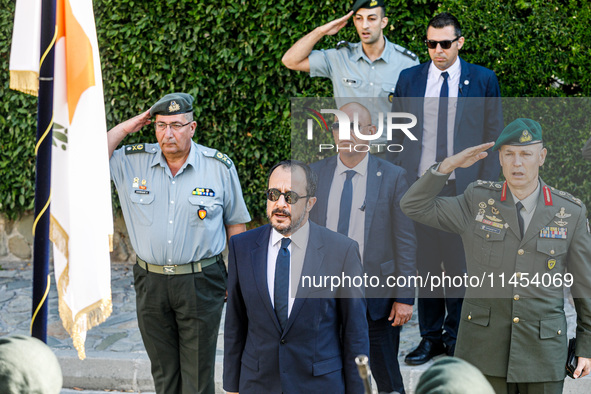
[
  {"xmin": 223, "ymin": 160, "xmax": 369, "ymax": 394},
  {"xmin": 282, "ymin": 0, "xmax": 418, "ymax": 155}
]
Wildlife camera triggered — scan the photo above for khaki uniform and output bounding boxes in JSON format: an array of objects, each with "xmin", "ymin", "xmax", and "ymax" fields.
[{"xmin": 400, "ymin": 168, "xmax": 591, "ymax": 383}]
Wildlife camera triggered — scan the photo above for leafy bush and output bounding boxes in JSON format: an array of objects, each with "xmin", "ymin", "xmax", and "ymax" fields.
[{"xmin": 1, "ymin": 0, "xmax": 590, "ymax": 221}]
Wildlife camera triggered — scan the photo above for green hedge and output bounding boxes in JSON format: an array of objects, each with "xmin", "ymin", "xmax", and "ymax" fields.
[{"xmin": 1, "ymin": 0, "xmax": 590, "ymax": 221}]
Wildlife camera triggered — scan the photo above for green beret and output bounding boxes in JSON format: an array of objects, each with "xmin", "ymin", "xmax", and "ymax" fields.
[
  {"xmin": 415, "ymin": 357, "xmax": 494, "ymax": 394},
  {"xmin": 352, "ymin": 0, "xmax": 385, "ymax": 13},
  {"xmin": 492, "ymin": 118, "xmax": 543, "ymax": 151},
  {"xmin": 150, "ymin": 92, "xmax": 194, "ymax": 117},
  {"xmin": 0, "ymin": 335, "xmax": 63, "ymax": 394}
]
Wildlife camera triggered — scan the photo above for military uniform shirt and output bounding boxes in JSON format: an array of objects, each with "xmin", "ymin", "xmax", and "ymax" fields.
[
  {"xmin": 309, "ymin": 37, "xmax": 419, "ymax": 145},
  {"xmin": 110, "ymin": 141, "xmax": 251, "ymax": 265}
]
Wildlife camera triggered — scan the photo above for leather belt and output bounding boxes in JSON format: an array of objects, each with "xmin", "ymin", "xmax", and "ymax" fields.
[{"xmin": 137, "ymin": 255, "xmax": 220, "ymax": 275}]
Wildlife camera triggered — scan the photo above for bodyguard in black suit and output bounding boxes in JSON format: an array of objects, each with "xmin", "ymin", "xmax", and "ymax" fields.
[
  {"xmin": 309, "ymin": 102, "xmax": 417, "ymax": 394},
  {"xmin": 387, "ymin": 13, "xmax": 503, "ymax": 365}
]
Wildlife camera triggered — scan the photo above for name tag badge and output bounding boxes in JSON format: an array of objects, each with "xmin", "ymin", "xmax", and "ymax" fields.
[
  {"xmin": 480, "ymin": 224, "xmax": 501, "ymax": 234},
  {"xmin": 342, "ymin": 77, "xmax": 359, "ymax": 86}
]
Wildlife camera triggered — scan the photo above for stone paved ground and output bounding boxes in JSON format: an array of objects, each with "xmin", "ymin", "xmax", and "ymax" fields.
[{"xmin": 1, "ymin": 261, "xmax": 588, "ymax": 393}]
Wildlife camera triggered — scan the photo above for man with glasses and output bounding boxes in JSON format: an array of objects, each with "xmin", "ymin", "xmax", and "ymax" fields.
[
  {"xmin": 387, "ymin": 12, "xmax": 503, "ymax": 365},
  {"xmin": 400, "ymin": 119, "xmax": 591, "ymax": 393},
  {"xmin": 309, "ymin": 102, "xmax": 416, "ymax": 394},
  {"xmin": 107, "ymin": 92, "xmax": 251, "ymax": 393},
  {"xmin": 224, "ymin": 160, "xmax": 369, "ymax": 393},
  {"xmin": 281, "ymin": 0, "xmax": 418, "ymax": 155}
]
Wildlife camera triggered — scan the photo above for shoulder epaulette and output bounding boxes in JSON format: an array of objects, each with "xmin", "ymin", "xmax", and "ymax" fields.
[
  {"xmin": 203, "ymin": 149, "xmax": 233, "ymax": 169},
  {"xmin": 550, "ymin": 186, "xmax": 583, "ymax": 206},
  {"xmin": 125, "ymin": 143, "xmax": 151, "ymax": 155},
  {"xmin": 394, "ymin": 45, "xmax": 418, "ymax": 61},
  {"xmin": 336, "ymin": 40, "xmax": 351, "ymax": 50},
  {"xmin": 474, "ymin": 180, "xmax": 503, "ymax": 190}
]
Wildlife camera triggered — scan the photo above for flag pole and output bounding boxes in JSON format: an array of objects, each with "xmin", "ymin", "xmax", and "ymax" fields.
[{"xmin": 31, "ymin": 0, "xmax": 57, "ymax": 342}]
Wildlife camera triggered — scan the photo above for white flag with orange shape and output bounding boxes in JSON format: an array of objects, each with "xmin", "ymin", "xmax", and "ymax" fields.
[{"xmin": 10, "ymin": 0, "xmax": 114, "ymax": 360}]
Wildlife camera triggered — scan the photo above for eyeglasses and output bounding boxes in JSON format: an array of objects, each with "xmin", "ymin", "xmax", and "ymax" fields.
[
  {"xmin": 331, "ymin": 122, "xmax": 372, "ymax": 131},
  {"xmin": 154, "ymin": 122, "xmax": 191, "ymax": 132},
  {"xmin": 424, "ymin": 36, "xmax": 460, "ymax": 49},
  {"xmin": 266, "ymin": 188, "xmax": 309, "ymax": 204}
]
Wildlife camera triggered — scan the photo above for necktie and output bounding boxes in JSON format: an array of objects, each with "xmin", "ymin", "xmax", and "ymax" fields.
[
  {"xmin": 274, "ymin": 237, "xmax": 291, "ymax": 330},
  {"xmin": 436, "ymin": 71, "xmax": 449, "ymax": 162},
  {"xmin": 516, "ymin": 201, "xmax": 525, "ymax": 239},
  {"xmin": 337, "ymin": 170, "xmax": 356, "ymax": 236}
]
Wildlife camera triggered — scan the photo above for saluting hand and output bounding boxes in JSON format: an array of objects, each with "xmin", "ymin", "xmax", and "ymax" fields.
[
  {"xmin": 120, "ymin": 109, "xmax": 152, "ymax": 135},
  {"xmin": 318, "ymin": 11, "xmax": 354, "ymax": 36},
  {"xmin": 438, "ymin": 141, "xmax": 495, "ymax": 175}
]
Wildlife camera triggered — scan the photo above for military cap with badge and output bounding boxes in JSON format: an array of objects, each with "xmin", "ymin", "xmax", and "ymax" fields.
[
  {"xmin": 149, "ymin": 92, "xmax": 194, "ymax": 116},
  {"xmin": 492, "ymin": 117, "xmax": 543, "ymax": 151}
]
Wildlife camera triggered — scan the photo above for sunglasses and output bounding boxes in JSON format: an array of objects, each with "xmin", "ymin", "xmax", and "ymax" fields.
[
  {"xmin": 266, "ymin": 188, "xmax": 309, "ymax": 204},
  {"xmin": 424, "ymin": 36, "xmax": 460, "ymax": 49}
]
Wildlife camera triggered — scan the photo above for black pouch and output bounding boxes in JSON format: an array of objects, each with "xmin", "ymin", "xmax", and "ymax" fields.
[{"xmin": 566, "ymin": 337, "xmax": 578, "ymax": 379}]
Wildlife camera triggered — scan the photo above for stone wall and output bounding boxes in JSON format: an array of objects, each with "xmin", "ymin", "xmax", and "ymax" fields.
[{"xmin": 0, "ymin": 213, "xmax": 135, "ymax": 264}]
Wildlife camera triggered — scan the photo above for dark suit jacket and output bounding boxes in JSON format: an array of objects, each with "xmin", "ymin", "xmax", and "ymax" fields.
[
  {"xmin": 389, "ymin": 57, "xmax": 503, "ymax": 192},
  {"xmin": 309, "ymin": 155, "xmax": 417, "ymax": 321},
  {"xmin": 223, "ymin": 222, "xmax": 369, "ymax": 394}
]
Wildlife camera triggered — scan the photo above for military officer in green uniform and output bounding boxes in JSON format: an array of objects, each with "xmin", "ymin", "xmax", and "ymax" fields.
[
  {"xmin": 107, "ymin": 93, "xmax": 251, "ymax": 393},
  {"xmin": 400, "ymin": 118, "xmax": 591, "ymax": 393}
]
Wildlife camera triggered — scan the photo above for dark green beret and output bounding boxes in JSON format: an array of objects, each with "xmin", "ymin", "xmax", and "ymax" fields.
[
  {"xmin": 415, "ymin": 357, "xmax": 495, "ymax": 394},
  {"xmin": 492, "ymin": 118, "xmax": 543, "ymax": 151},
  {"xmin": 352, "ymin": 0, "xmax": 385, "ymax": 13},
  {"xmin": 150, "ymin": 93, "xmax": 194, "ymax": 117},
  {"xmin": 0, "ymin": 335, "xmax": 63, "ymax": 394}
]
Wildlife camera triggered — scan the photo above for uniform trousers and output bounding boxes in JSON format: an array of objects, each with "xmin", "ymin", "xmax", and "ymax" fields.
[
  {"xmin": 485, "ymin": 375, "xmax": 564, "ymax": 394},
  {"xmin": 415, "ymin": 181, "xmax": 467, "ymax": 348},
  {"xmin": 133, "ymin": 259, "xmax": 227, "ymax": 394}
]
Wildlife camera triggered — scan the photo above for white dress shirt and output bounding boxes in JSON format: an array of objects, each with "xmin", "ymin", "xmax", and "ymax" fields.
[
  {"xmin": 419, "ymin": 57, "xmax": 462, "ymax": 180},
  {"xmin": 325, "ymin": 154, "xmax": 368, "ymax": 259},
  {"xmin": 267, "ymin": 220, "xmax": 310, "ymax": 317}
]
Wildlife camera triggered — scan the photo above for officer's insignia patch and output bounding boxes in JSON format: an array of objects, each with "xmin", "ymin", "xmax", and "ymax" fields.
[
  {"xmin": 370, "ymin": 0, "xmax": 377, "ymax": 6},
  {"xmin": 519, "ymin": 130, "xmax": 532, "ymax": 143},
  {"xmin": 140, "ymin": 179, "xmax": 147, "ymax": 190},
  {"xmin": 488, "ymin": 199, "xmax": 495, "ymax": 205},
  {"xmin": 198, "ymin": 206, "xmax": 207, "ymax": 220},
  {"xmin": 168, "ymin": 101, "xmax": 180, "ymax": 113},
  {"xmin": 491, "ymin": 207, "xmax": 500, "ymax": 215},
  {"xmin": 485, "ymin": 215, "xmax": 502, "ymax": 223},
  {"xmin": 388, "ymin": 92, "xmax": 394, "ymax": 103},
  {"xmin": 336, "ymin": 40, "xmax": 350, "ymax": 50},
  {"xmin": 555, "ymin": 208, "xmax": 571, "ymax": 219},
  {"xmin": 214, "ymin": 151, "xmax": 233, "ymax": 168},
  {"xmin": 554, "ymin": 219, "xmax": 568, "ymax": 227},
  {"xmin": 192, "ymin": 187, "xmax": 215, "ymax": 197},
  {"xmin": 547, "ymin": 258, "xmax": 556, "ymax": 270},
  {"xmin": 125, "ymin": 144, "xmax": 145, "ymax": 154},
  {"xmin": 133, "ymin": 177, "xmax": 139, "ymax": 188},
  {"xmin": 479, "ymin": 202, "xmax": 487, "ymax": 209},
  {"xmin": 540, "ymin": 226, "xmax": 567, "ymax": 239}
]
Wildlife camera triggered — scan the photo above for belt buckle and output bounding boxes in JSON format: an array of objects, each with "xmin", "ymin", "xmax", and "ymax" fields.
[{"xmin": 163, "ymin": 265, "xmax": 176, "ymax": 274}]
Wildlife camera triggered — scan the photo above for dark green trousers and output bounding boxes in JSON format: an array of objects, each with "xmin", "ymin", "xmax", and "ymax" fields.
[
  {"xmin": 134, "ymin": 260, "xmax": 227, "ymax": 394},
  {"xmin": 485, "ymin": 375, "xmax": 564, "ymax": 394}
]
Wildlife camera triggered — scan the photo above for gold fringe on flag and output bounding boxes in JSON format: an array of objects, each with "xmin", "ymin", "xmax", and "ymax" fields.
[
  {"xmin": 9, "ymin": 70, "xmax": 39, "ymax": 96},
  {"xmin": 50, "ymin": 215, "xmax": 112, "ymax": 360}
]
